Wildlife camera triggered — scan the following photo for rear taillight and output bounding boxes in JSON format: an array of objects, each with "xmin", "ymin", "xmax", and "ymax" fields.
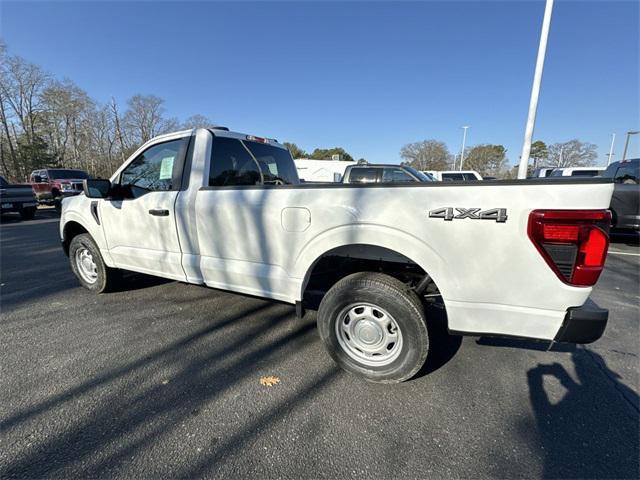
[{"xmin": 528, "ymin": 210, "xmax": 611, "ymax": 287}]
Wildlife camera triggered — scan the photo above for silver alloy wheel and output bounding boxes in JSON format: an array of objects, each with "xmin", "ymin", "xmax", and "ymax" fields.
[
  {"xmin": 335, "ymin": 303, "xmax": 403, "ymax": 367},
  {"xmin": 75, "ymin": 247, "xmax": 98, "ymax": 284}
]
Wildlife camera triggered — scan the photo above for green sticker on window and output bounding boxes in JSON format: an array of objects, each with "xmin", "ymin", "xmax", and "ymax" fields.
[{"xmin": 159, "ymin": 156, "xmax": 174, "ymax": 180}]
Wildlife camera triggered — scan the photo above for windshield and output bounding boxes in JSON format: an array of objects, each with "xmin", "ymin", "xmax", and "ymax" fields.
[
  {"xmin": 48, "ymin": 169, "xmax": 90, "ymax": 180},
  {"xmin": 0, "ymin": 176, "xmax": 7, "ymax": 187},
  {"xmin": 404, "ymin": 166, "xmax": 434, "ymax": 182}
]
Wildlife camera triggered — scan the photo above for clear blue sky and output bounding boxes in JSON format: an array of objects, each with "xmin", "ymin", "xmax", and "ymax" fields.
[{"xmin": 1, "ymin": 0, "xmax": 638, "ymax": 164}]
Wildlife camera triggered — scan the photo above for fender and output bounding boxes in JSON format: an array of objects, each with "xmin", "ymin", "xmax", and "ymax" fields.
[
  {"xmin": 292, "ymin": 223, "xmax": 456, "ymax": 302},
  {"xmin": 61, "ymin": 203, "xmax": 116, "ymax": 268}
]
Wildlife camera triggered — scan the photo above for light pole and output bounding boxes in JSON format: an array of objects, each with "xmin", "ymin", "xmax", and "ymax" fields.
[
  {"xmin": 459, "ymin": 126, "xmax": 470, "ymax": 171},
  {"xmin": 606, "ymin": 133, "xmax": 616, "ymax": 166},
  {"xmin": 517, "ymin": 0, "xmax": 555, "ymax": 179},
  {"xmin": 622, "ymin": 130, "xmax": 640, "ymax": 161}
]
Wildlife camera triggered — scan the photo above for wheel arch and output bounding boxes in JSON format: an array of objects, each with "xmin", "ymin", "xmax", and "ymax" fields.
[
  {"xmin": 294, "ymin": 225, "xmax": 453, "ymax": 305},
  {"xmin": 62, "ymin": 221, "xmax": 89, "ymax": 256}
]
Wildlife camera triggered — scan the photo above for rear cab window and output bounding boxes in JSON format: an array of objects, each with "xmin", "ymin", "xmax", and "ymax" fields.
[
  {"xmin": 243, "ymin": 140, "xmax": 299, "ymax": 185},
  {"xmin": 209, "ymin": 136, "xmax": 298, "ymax": 186},
  {"xmin": 570, "ymin": 170, "xmax": 599, "ymax": 177}
]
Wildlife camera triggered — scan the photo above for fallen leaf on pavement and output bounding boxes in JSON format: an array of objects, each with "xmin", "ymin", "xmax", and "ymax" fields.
[{"xmin": 259, "ymin": 375, "xmax": 281, "ymax": 387}]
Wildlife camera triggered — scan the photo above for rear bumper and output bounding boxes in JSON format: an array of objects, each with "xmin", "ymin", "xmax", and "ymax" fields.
[
  {"xmin": 614, "ymin": 214, "xmax": 640, "ymax": 231},
  {"xmin": 554, "ymin": 300, "xmax": 608, "ymax": 344}
]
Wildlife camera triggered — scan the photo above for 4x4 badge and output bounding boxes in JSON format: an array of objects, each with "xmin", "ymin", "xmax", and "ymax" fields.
[{"xmin": 429, "ymin": 207, "xmax": 508, "ymax": 223}]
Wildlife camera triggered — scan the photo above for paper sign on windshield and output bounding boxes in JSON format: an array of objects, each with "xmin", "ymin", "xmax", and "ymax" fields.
[{"xmin": 159, "ymin": 156, "xmax": 174, "ymax": 180}]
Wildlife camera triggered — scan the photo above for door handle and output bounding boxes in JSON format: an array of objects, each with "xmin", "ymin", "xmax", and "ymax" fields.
[{"xmin": 148, "ymin": 209, "xmax": 169, "ymax": 217}]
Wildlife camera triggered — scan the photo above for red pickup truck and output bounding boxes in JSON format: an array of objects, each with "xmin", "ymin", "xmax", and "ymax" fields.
[{"xmin": 30, "ymin": 169, "xmax": 90, "ymax": 210}]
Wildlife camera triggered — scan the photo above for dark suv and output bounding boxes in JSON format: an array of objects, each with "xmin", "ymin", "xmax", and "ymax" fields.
[
  {"xmin": 601, "ymin": 158, "xmax": 639, "ymax": 230},
  {"xmin": 342, "ymin": 164, "xmax": 434, "ymax": 184}
]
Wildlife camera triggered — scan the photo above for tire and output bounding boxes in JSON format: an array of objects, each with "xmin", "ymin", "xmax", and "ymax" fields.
[
  {"xmin": 317, "ymin": 272, "xmax": 429, "ymax": 383},
  {"xmin": 19, "ymin": 206, "xmax": 36, "ymax": 220},
  {"xmin": 69, "ymin": 233, "xmax": 120, "ymax": 293}
]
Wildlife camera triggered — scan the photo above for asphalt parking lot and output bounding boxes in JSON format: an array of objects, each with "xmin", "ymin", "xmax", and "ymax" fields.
[{"xmin": 1, "ymin": 208, "xmax": 638, "ymax": 479}]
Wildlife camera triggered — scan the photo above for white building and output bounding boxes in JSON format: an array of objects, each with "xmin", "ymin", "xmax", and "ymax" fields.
[{"xmin": 294, "ymin": 158, "xmax": 357, "ymax": 183}]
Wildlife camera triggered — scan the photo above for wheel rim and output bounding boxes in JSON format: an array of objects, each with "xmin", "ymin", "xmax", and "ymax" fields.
[
  {"xmin": 335, "ymin": 303, "xmax": 403, "ymax": 367},
  {"xmin": 75, "ymin": 247, "xmax": 98, "ymax": 284}
]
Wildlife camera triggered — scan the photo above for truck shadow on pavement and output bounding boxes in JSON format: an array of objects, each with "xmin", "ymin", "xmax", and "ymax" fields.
[
  {"xmin": 527, "ymin": 349, "xmax": 639, "ymax": 479},
  {"xmin": 478, "ymin": 337, "xmax": 639, "ymax": 478},
  {"xmin": 0, "ymin": 300, "xmax": 340, "ymax": 478}
]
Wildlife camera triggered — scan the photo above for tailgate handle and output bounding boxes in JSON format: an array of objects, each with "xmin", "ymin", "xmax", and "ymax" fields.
[{"xmin": 148, "ymin": 208, "xmax": 169, "ymax": 217}]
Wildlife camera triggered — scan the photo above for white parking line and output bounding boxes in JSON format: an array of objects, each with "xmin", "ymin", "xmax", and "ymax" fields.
[{"xmin": 608, "ymin": 250, "xmax": 640, "ymax": 257}]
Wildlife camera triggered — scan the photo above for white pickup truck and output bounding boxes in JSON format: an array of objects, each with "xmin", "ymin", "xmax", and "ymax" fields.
[{"xmin": 61, "ymin": 127, "xmax": 614, "ymax": 383}]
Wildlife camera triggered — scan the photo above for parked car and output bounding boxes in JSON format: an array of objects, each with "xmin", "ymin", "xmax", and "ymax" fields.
[
  {"xmin": 343, "ymin": 164, "xmax": 434, "ymax": 183},
  {"xmin": 424, "ymin": 170, "xmax": 483, "ymax": 181},
  {"xmin": 601, "ymin": 158, "xmax": 639, "ymax": 230},
  {"xmin": 61, "ymin": 127, "xmax": 614, "ymax": 383},
  {"xmin": 548, "ymin": 167, "xmax": 605, "ymax": 177},
  {"xmin": 30, "ymin": 168, "xmax": 91, "ymax": 210},
  {"xmin": 294, "ymin": 159, "xmax": 357, "ymax": 183},
  {"xmin": 529, "ymin": 167, "xmax": 554, "ymax": 178},
  {"xmin": 0, "ymin": 176, "xmax": 38, "ymax": 220}
]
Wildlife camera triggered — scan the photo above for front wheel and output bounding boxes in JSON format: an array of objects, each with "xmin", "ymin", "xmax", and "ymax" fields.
[
  {"xmin": 69, "ymin": 233, "xmax": 120, "ymax": 293},
  {"xmin": 317, "ymin": 272, "xmax": 429, "ymax": 383}
]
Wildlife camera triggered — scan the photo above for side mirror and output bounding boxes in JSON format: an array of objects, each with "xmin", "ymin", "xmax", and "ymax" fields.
[
  {"xmin": 83, "ymin": 179, "xmax": 111, "ymax": 199},
  {"xmin": 33, "ymin": 175, "xmax": 42, "ymax": 183}
]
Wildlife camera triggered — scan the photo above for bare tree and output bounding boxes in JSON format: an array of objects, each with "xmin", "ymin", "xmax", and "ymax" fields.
[
  {"xmin": 41, "ymin": 79, "xmax": 95, "ymax": 168},
  {"xmin": 0, "ymin": 44, "xmax": 216, "ymax": 181},
  {"xmin": 464, "ymin": 144, "xmax": 508, "ymax": 177},
  {"xmin": 0, "ymin": 54, "xmax": 50, "ymax": 143},
  {"xmin": 124, "ymin": 94, "xmax": 177, "ymax": 144},
  {"xmin": 547, "ymin": 140, "xmax": 597, "ymax": 168},
  {"xmin": 182, "ymin": 114, "xmax": 216, "ymax": 129},
  {"xmin": 400, "ymin": 140, "xmax": 451, "ymax": 171}
]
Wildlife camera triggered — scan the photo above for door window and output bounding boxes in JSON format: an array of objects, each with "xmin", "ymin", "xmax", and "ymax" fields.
[
  {"xmin": 120, "ymin": 138, "xmax": 188, "ymax": 196},
  {"xmin": 348, "ymin": 168, "xmax": 378, "ymax": 183},
  {"xmin": 615, "ymin": 163, "xmax": 639, "ymax": 184},
  {"xmin": 382, "ymin": 168, "xmax": 414, "ymax": 183},
  {"xmin": 441, "ymin": 173, "xmax": 464, "ymax": 181},
  {"xmin": 462, "ymin": 173, "xmax": 480, "ymax": 181}
]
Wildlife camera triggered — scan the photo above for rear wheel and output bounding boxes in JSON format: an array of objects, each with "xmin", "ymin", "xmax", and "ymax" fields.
[
  {"xmin": 19, "ymin": 206, "xmax": 36, "ymax": 220},
  {"xmin": 317, "ymin": 272, "xmax": 429, "ymax": 383},
  {"xmin": 69, "ymin": 233, "xmax": 120, "ymax": 293}
]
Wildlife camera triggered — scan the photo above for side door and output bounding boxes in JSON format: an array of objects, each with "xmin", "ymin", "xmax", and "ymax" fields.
[
  {"xmin": 99, "ymin": 136, "xmax": 190, "ymax": 280},
  {"xmin": 31, "ymin": 170, "xmax": 47, "ymax": 199}
]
